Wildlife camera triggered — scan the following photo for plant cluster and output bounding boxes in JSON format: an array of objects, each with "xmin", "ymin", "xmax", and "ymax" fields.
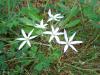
[{"xmin": 17, "ymin": 9, "xmax": 83, "ymax": 53}]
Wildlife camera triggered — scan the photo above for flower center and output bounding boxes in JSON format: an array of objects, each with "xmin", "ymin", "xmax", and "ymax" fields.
[
  {"xmin": 25, "ymin": 37, "xmax": 29, "ymax": 41},
  {"xmin": 66, "ymin": 41, "xmax": 70, "ymax": 45},
  {"xmin": 52, "ymin": 32, "xmax": 56, "ymax": 36}
]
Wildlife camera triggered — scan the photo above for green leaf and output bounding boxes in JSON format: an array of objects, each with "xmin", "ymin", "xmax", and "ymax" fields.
[
  {"xmin": 83, "ymin": 6, "xmax": 99, "ymax": 21},
  {"xmin": 67, "ymin": 6, "xmax": 79, "ymax": 22},
  {"xmin": 90, "ymin": 0, "xmax": 97, "ymax": 7},
  {"xmin": 37, "ymin": 53, "xmax": 46, "ymax": 62},
  {"xmin": 91, "ymin": 21, "xmax": 100, "ymax": 29},
  {"xmin": 79, "ymin": 0, "xmax": 85, "ymax": 3},
  {"xmin": 60, "ymin": 6, "xmax": 79, "ymax": 27},
  {"xmin": 0, "ymin": 22, "xmax": 8, "ymax": 34},
  {"xmin": 34, "ymin": 58, "xmax": 51, "ymax": 71},
  {"xmin": 28, "ymin": 46, "xmax": 37, "ymax": 57},
  {"xmin": 21, "ymin": 59, "xmax": 32, "ymax": 66},
  {"xmin": 0, "ymin": 41, "xmax": 4, "ymax": 51},
  {"xmin": 62, "ymin": 6, "xmax": 78, "ymax": 24},
  {"xmin": 34, "ymin": 51, "xmax": 53, "ymax": 71},
  {"xmin": 51, "ymin": 48, "xmax": 62, "ymax": 59},
  {"xmin": 0, "ymin": 55, "xmax": 8, "ymax": 70},
  {"xmin": 20, "ymin": 7, "xmax": 41, "ymax": 21},
  {"xmin": 20, "ymin": 17, "xmax": 34, "ymax": 26},
  {"xmin": 56, "ymin": 2, "xmax": 68, "ymax": 13},
  {"xmin": 65, "ymin": 19, "xmax": 80, "ymax": 28},
  {"xmin": 7, "ymin": 16, "xmax": 19, "ymax": 28}
]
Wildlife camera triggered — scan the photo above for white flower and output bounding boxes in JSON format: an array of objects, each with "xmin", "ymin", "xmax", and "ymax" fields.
[
  {"xmin": 58, "ymin": 30, "xmax": 83, "ymax": 53},
  {"xmin": 16, "ymin": 29, "xmax": 37, "ymax": 50},
  {"xmin": 47, "ymin": 9, "xmax": 64, "ymax": 22},
  {"xmin": 35, "ymin": 19, "xmax": 48, "ymax": 29},
  {"xmin": 43, "ymin": 25, "xmax": 64, "ymax": 42}
]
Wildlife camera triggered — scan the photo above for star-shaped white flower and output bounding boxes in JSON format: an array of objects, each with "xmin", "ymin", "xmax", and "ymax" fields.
[
  {"xmin": 59, "ymin": 30, "xmax": 83, "ymax": 53},
  {"xmin": 35, "ymin": 19, "xmax": 48, "ymax": 29},
  {"xmin": 47, "ymin": 9, "xmax": 64, "ymax": 22},
  {"xmin": 43, "ymin": 25, "xmax": 64, "ymax": 43},
  {"xmin": 16, "ymin": 29, "xmax": 37, "ymax": 50}
]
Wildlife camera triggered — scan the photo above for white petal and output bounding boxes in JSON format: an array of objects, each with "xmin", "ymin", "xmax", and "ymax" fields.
[
  {"xmin": 55, "ymin": 36, "xmax": 60, "ymax": 43},
  {"xmin": 49, "ymin": 36, "xmax": 54, "ymax": 42},
  {"xmin": 21, "ymin": 29, "xmax": 27, "ymax": 38},
  {"xmin": 44, "ymin": 24, "xmax": 48, "ymax": 26},
  {"xmin": 40, "ymin": 19, "xmax": 43, "ymax": 25},
  {"xmin": 54, "ymin": 18, "xmax": 60, "ymax": 21},
  {"xmin": 70, "ymin": 41, "xmax": 83, "ymax": 45},
  {"xmin": 18, "ymin": 41, "xmax": 26, "ymax": 50},
  {"xmin": 55, "ymin": 27, "xmax": 59, "ymax": 33},
  {"xmin": 56, "ymin": 32, "xmax": 64, "ymax": 35},
  {"xmin": 69, "ymin": 32, "xmax": 76, "ymax": 42},
  {"xmin": 29, "ymin": 35, "xmax": 37, "ymax": 40},
  {"xmin": 56, "ymin": 16, "xmax": 64, "ymax": 18},
  {"xmin": 43, "ymin": 31, "xmax": 52, "ymax": 34},
  {"xmin": 48, "ymin": 9, "xmax": 53, "ymax": 17},
  {"xmin": 64, "ymin": 45, "xmax": 68, "ymax": 53},
  {"xmin": 27, "ymin": 40, "xmax": 31, "ymax": 47},
  {"xmin": 69, "ymin": 44, "xmax": 78, "ymax": 52},
  {"xmin": 28, "ymin": 29, "xmax": 34, "ymax": 37},
  {"xmin": 64, "ymin": 29, "xmax": 68, "ymax": 42},
  {"xmin": 16, "ymin": 38, "xmax": 25, "ymax": 41},
  {"xmin": 54, "ymin": 14, "xmax": 61, "ymax": 17},
  {"xmin": 41, "ymin": 26, "xmax": 46, "ymax": 29},
  {"xmin": 51, "ymin": 25, "xmax": 55, "ymax": 32},
  {"xmin": 35, "ymin": 25, "xmax": 40, "ymax": 28},
  {"xmin": 35, "ymin": 25, "xmax": 45, "ymax": 29},
  {"xmin": 35, "ymin": 24, "xmax": 40, "ymax": 26},
  {"xmin": 47, "ymin": 18, "xmax": 53, "ymax": 22},
  {"xmin": 58, "ymin": 41, "xmax": 66, "ymax": 44}
]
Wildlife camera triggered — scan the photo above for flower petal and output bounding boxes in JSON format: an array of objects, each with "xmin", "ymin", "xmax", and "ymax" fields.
[
  {"xmin": 64, "ymin": 45, "xmax": 68, "ymax": 53},
  {"xmin": 56, "ymin": 32, "xmax": 64, "ymax": 35},
  {"xmin": 28, "ymin": 29, "xmax": 34, "ymax": 37},
  {"xmin": 18, "ymin": 41, "xmax": 26, "ymax": 50},
  {"xmin": 21, "ymin": 29, "xmax": 27, "ymax": 38},
  {"xmin": 35, "ymin": 25, "xmax": 45, "ymax": 29},
  {"xmin": 47, "ymin": 18, "xmax": 53, "ymax": 22},
  {"xmin": 54, "ymin": 18, "xmax": 60, "ymax": 21},
  {"xmin": 55, "ymin": 27, "xmax": 59, "ymax": 33},
  {"xmin": 56, "ymin": 16, "xmax": 64, "ymax": 18},
  {"xmin": 27, "ymin": 40, "xmax": 31, "ymax": 47},
  {"xmin": 64, "ymin": 29, "xmax": 68, "ymax": 42},
  {"xmin": 51, "ymin": 25, "xmax": 55, "ymax": 32},
  {"xmin": 16, "ymin": 38, "xmax": 25, "ymax": 41},
  {"xmin": 48, "ymin": 9, "xmax": 53, "ymax": 17},
  {"xmin": 49, "ymin": 36, "xmax": 54, "ymax": 42},
  {"xmin": 70, "ymin": 41, "xmax": 83, "ymax": 45},
  {"xmin": 54, "ymin": 14, "xmax": 61, "ymax": 17},
  {"xmin": 69, "ymin": 32, "xmax": 76, "ymax": 42},
  {"xmin": 44, "ymin": 24, "xmax": 48, "ymax": 26},
  {"xmin": 40, "ymin": 19, "xmax": 43, "ymax": 25},
  {"xmin": 29, "ymin": 35, "xmax": 37, "ymax": 40},
  {"xmin": 55, "ymin": 36, "xmax": 60, "ymax": 43},
  {"xmin": 43, "ymin": 31, "xmax": 52, "ymax": 34},
  {"xmin": 35, "ymin": 24, "xmax": 40, "ymax": 26},
  {"xmin": 35, "ymin": 25, "xmax": 40, "ymax": 28},
  {"xmin": 58, "ymin": 41, "xmax": 66, "ymax": 44},
  {"xmin": 69, "ymin": 44, "xmax": 78, "ymax": 52}
]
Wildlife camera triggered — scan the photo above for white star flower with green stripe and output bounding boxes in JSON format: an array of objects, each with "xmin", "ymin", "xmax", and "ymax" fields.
[
  {"xmin": 43, "ymin": 25, "xmax": 64, "ymax": 43},
  {"xmin": 35, "ymin": 19, "xmax": 48, "ymax": 29},
  {"xmin": 16, "ymin": 29, "xmax": 37, "ymax": 50},
  {"xmin": 47, "ymin": 9, "xmax": 64, "ymax": 22},
  {"xmin": 58, "ymin": 30, "xmax": 83, "ymax": 53}
]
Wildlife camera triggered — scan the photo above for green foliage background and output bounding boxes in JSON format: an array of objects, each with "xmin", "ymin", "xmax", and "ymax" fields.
[{"xmin": 0, "ymin": 0, "xmax": 100, "ymax": 75}]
